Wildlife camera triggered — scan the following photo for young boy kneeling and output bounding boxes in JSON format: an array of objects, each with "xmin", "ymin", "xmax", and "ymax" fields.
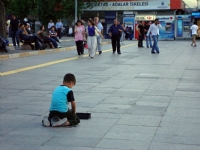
[{"xmin": 42, "ymin": 73, "xmax": 80, "ymax": 127}]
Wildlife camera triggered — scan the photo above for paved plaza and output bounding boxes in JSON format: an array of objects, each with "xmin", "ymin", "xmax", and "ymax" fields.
[{"xmin": 0, "ymin": 40, "xmax": 200, "ymax": 150}]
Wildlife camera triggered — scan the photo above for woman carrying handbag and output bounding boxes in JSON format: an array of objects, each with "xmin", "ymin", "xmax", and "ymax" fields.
[{"xmin": 86, "ymin": 18, "xmax": 103, "ymax": 59}]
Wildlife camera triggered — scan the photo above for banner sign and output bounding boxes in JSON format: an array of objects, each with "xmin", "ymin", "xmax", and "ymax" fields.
[
  {"xmin": 177, "ymin": 19, "xmax": 183, "ymax": 37},
  {"xmin": 157, "ymin": 16, "xmax": 175, "ymax": 40},
  {"xmin": 135, "ymin": 15, "xmax": 156, "ymax": 21},
  {"xmin": 83, "ymin": 0, "xmax": 170, "ymax": 11}
]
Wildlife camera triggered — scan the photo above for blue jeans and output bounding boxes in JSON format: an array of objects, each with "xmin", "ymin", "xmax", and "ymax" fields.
[
  {"xmin": 47, "ymin": 38, "xmax": 58, "ymax": 48},
  {"xmin": 152, "ymin": 35, "xmax": 159, "ymax": 53},
  {"xmin": 146, "ymin": 35, "xmax": 152, "ymax": 47}
]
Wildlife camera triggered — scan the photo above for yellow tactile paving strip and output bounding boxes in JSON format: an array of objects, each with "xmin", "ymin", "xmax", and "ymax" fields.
[
  {"xmin": 0, "ymin": 43, "xmax": 136, "ymax": 76},
  {"xmin": 1, "ymin": 41, "xmax": 110, "ymax": 60}
]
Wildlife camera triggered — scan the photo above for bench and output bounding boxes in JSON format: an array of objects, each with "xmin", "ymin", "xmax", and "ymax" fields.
[{"xmin": 18, "ymin": 35, "xmax": 35, "ymax": 50}]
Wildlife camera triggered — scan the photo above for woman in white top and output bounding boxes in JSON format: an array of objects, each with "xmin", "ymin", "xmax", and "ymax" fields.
[{"xmin": 86, "ymin": 18, "xmax": 103, "ymax": 59}]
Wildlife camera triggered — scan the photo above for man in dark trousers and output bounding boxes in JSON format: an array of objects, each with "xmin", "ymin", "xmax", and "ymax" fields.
[
  {"xmin": 10, "ymin": 14, "xmax": 20, "ymax": 49},
  {"xmin": 109, "ymin": 19, "xmax": 124, "ymax": 54},
  {"xmin": 137, "ymin": 21, "xmax": 145, "ymax": 48}
]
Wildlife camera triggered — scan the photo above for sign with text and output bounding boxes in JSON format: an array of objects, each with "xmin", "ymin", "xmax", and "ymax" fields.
[
  {"xmin": 83, "ymin": 0, "xmax": 170, "ymax": 11},
  {"xmin": 135, "ymin": 15, "xmax": 156, "ymax": 21}
]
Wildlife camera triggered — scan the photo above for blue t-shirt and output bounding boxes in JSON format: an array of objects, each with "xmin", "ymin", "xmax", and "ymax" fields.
[
  {"xmin": 88, "ymin": 26, "xmax": 95, "ymax": 36},
  {"xmin": 50, "ymin": 85, "xmax": 71, "ymax": 113}
]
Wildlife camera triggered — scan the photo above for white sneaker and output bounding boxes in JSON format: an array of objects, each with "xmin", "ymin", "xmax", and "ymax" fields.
[
  {"xmin": 51, "ymin": 116, "xmax": 67, "ymax": 127},
  {"xmin": 42, "ymin": 116, "xmax": 50, "ymax": 127}
]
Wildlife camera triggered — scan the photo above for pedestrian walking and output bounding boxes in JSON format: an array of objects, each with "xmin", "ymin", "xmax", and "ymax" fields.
[
  {"xmin": 125, "ymin": 26, "xmax": 130, "ymax": 40},
  {"xmin": 108, "ymin": 19, "xmax": 124, "ymax": 54},
  {"xmin": 94, "ymin": 17, "xmax": 104, "ymax": 55},
  {"xmin": 48, "ymin": 20, "xmax": 55, "ymax": 31},
  {"xmin": 86, "ymin": 18, "xmax": 103, "ymax": 59},
  {"xmin": 138, "ymin": 21, "xmax": 145, "ymax": 48},
  {"xmin": 10, "ymin": 14, "xmax": 20, "ymax": 49},
  {"xmin": 189, "ymin": 22, "xmax": 199, "ymax": 47},
  {"xmin": 147, "ymin": 19, "xmax": 160, "ymax": 54},
  {"xmin": 74, "ymin": 20, "xmax": 85, "ymax": 58},
  {"xmin": 56, "ymin": 19, "xmax": 63, "ymax": 39},
  {"xmin": 120, "ymin": 24, "xmax": 125, "ymax": 44},
  {"xmin": 68, "ymin": 26, "xmax": 73, "ymax": 37},
  {"xmin": 144, "ymin": 21, "xmax": 152, "ymax": 48}
]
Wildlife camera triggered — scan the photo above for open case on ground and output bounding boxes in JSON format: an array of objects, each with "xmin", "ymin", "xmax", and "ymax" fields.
[{"xmin": 76, "ymin": 113, "xmax": 91, "ymax": 119}]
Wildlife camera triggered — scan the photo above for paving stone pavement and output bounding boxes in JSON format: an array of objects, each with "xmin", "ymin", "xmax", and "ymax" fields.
[{"xmin": 0, "ymin": 40, "xmax": 200, "ymax": 150}]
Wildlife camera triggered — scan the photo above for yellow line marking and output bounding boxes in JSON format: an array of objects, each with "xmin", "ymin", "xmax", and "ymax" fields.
[{"xmin": 0, "ymin": 43, "xmax": 136, "ymax": 76}]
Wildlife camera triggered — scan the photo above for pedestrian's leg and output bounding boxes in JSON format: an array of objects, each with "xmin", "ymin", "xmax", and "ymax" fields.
[
  {"xmin": 75, "ymin": 41, "xmax": 80, "ymax": 55},
  {"xmin": 146, "ymin": 35, "xmax": 149, "ymax": 47},
  {"xmin": 111, "ymin": 37, "xmax": 116, "ymax": 53},
  {"xmin": 149, "ymin": 36, "xmax": 153, "ymax": 47},
  {"xmin": 194, "ymin": 36, "xmax": 197, "ymax": 46},
  {"xmin": 97, "ymin": 37, "xmax": 102, "ymax": 54},
  {"xmin": 87, "ymin": 36, "xmax": 92, "ymax": 56},
  {"xmin": 15, "ymin": 31, "xmax": 20, "ymax": 47},
  {"xmin": 138, "ymin": 35, "xmax": 141, "ymax": 47},
  {"xmin": 90, "ymin": 37, "xmax": 97, "ymax": 58},
  {"xmin": 116, "ymin": 36, "xmax": 121, "ymax": 54},
  {"xmin": 80, "ymin": 40, "xmax": 84, "ymax": 55},
  {"xmin": 57, "ymin": 29, "xmax": 59, "ymax": 39},
  {"xmin": 78, "ymin": 41, "xmax": 82, "ymax": 55},
  {"xmin": 49, "ymin": 38, "xmax": 58, "ymax": 48},
  {"xmin": 154, "ymin": 35, "xmax": 159, "ymax": 53},
  {"xmin": 11, "ymin": 31, "xmax": 16, "ymax": 46},
  {"xmin": 59, "ymin": 28, "xmax": 62, "ymax": 39},
  {"xmin": 151, "ymin": 35, "xmax": 156, "ymax": 53},
  {"xmin": 141, "ymin": 34, "xmax": 144, "ymax": 47}
]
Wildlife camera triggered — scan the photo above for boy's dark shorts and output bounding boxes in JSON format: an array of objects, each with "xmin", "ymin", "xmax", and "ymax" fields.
[{"xmin": 49, "ymin": 110, "xmax": 80, "ymax": 126}]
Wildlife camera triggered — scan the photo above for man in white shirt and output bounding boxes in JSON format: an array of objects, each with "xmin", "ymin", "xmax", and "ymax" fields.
[
  {"xmin": 147, "ymin": 19, "xmax": 160, "ymax": 54},
  {"xmin": 48, "ymin": 20, "xmax": 54, "ymax": 30},
  {"xmin": 94, "ymin": 17, "xmax": 104, "ymax": 55},
  {"xmin": 68, "ymin": 26, "xmax": 73, "ymax": 37},
  {"xmin": 189, "ymin": 22, "xmax": 198, "ymax": 47}
]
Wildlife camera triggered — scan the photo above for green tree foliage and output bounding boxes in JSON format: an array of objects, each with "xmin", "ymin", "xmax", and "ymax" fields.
[{"xmin": 5, "ymin": 0, "xmax": 102, "ymax": 25}]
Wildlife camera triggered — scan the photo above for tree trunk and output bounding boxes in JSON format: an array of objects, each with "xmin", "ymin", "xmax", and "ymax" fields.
[{"xmin": 0, "ymin": 0, "xmax": 6, "ymax": 38}]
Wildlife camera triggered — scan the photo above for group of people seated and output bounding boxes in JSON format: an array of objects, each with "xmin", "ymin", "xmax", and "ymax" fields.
[
  {"xmin": 18, "ymin": 23, "xmax": 60, "ymax": 50},
  {"xmin": 1, "ymin": 22, "xmax": 61, "ymax": 53}
]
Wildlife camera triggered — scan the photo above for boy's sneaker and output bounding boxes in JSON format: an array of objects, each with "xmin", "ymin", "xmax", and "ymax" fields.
[
  {"xmin": 51, "ymin": 116, "xmax": 67, "ymax": 127},
  {"xmin": 42, "ymin": 116, "xmax": 50, "ymax": 127}
]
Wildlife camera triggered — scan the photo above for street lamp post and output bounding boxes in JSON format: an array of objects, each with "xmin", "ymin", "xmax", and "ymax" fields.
[{"xmin": 75, "ymin": 0, "xmax": 77, "ymax": 23}]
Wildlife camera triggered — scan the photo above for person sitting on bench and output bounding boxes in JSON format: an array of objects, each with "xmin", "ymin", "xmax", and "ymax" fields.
[
  {"xmin": 24, "ymin": 23, "xmax": 33, "ymax": 35},
  {"xmin": 49, "ymin": 26, "xmax": 60, "ymax": 43},
  {"xmin": 0, "ymin": 35, "xmax": 9, "ymax": 52},
  {"xmin": 18, "ymin": 23, "xmax": 46, "ymax": 50},
  {"xmin": 37, "ymin": 25, "xmax": 58, "ymax": 48}
]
